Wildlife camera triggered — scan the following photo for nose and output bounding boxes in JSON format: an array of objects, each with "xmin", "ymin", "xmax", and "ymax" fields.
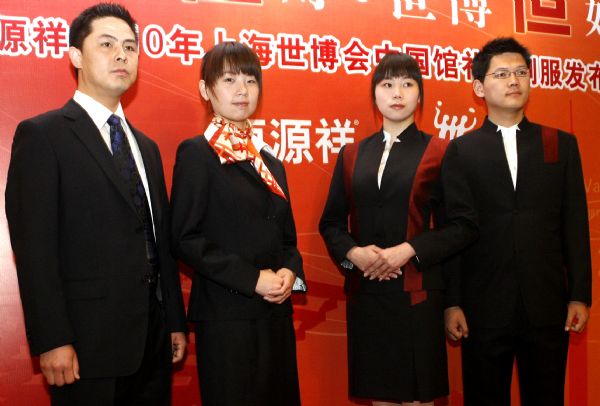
[
  {"xmin": 237, "ymin": 81, "xmax": 248, "ymax": 95},
  {"xmin": 115, "ymin": 45, "xmax": 128, "ymax": 63},
  {"xmin": 507, "ymin": 71, "xmax": 520, "ymax": 86},
  {"xmin": 393, "ymin": 85, "xmax": 403, "ymax": 99}
]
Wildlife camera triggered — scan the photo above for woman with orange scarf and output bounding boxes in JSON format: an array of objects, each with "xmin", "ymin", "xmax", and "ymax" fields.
[{"xmin": 170, "ymin": 41, "xmax": 306, "ymax": 406}]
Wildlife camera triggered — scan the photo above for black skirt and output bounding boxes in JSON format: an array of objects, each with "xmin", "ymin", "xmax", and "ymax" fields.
[
  {"xmin": 346, "ymin": 289, "xmax": 448, "ymax": 403},
  {"xmin": 195, "ymin": 316, "xmax": 301, "ymax": 406}
]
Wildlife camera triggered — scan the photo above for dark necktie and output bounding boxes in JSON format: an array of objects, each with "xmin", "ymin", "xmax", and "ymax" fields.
[{"xmin": 107, "ymin": 114, "xmax": 158, "ymax": 284}]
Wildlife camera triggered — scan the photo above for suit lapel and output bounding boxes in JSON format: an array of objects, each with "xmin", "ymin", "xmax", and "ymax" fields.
[
  {"xmin": 260, "ymin": 151, "xmax": 288, "ymax": 194},
  {"xmin": 130, "ymin": 124, "xmax": 163, "ymax": 229},
  {"xmin": 359, "ymin": 133, "xmax": 385, "ymax": 196},
  {"xmin": 380, "ymin": 126, "xmax": 425, "ymax": 198},
  {"xmin": 481, "ymin": 121, "xmax": 516, "ymax": 196},
  {"xmin": 236, "ymin": 155, "xmax": 282, "ymax": 200},
  {"xmin": 514, "ymin": 120, "xmax": 537, "ymax": 198},
  {"xmin": 237, "ymin": 159, "xmax": 264, "ymax": 186},
  {"xmin": 63, "ymin": 100, "xmax": 140, "ymax": 218}
]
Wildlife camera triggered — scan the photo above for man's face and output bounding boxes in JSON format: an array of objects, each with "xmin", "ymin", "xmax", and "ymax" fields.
[
  {"xmin": 70, "ymin": 16, "xmax": 138, "ymax": 106},
  {"xmin": 473, "ymin": 52, "xmax": 530, "ymax": 115}
]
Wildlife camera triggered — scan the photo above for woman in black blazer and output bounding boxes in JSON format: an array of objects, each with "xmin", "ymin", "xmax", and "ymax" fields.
[
  {"xmin": 170, "ymin": 42, "xmax": 306, "ymax": 406},
  {"xmin": 319, "ymin": 53, "xmax": 477, "ymax": 406}
]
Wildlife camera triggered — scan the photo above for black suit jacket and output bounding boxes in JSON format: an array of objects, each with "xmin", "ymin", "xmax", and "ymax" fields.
[
  {"xmin": 170, "ymin": 135, "xmax": 304, "ymax": 321},
  {"xmin": 5, "ymin": 100, "xmax": 187, "ymax": 378},
  {"xmin": 443, "ymin": 117, "xmax": 592, "ymax": 328},
  {"xmin": 319, "ymin": 125, "xmax": 477, "ymax": 302}
]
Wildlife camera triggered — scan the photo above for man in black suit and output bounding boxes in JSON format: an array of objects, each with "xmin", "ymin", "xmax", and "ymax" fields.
[
  {"xmin": 5, "ymin": 3, "xmax": 187, "ymax": 405},
  {"xmin": 443, "ymin": 37, "xmax": 591, "ymax": 405}
]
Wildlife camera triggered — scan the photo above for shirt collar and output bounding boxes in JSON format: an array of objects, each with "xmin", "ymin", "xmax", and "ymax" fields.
[
  {"xmin": 73, "ymin": 90, "xmax": 127, "ymax": 130},
  {"xmin": 497, "ymin": 123, "xmax": 520, "ymax": 136},
  {"xmin": 483, "ymin": 116, "xmax": 531, "ymax": 135},
  {"xmin": 382, "ymin": 130, "xmax": 394, "ymax": 143},
  {"xmin": 382, "ymin": 123, "xmax": 415, "ymax": 144}
]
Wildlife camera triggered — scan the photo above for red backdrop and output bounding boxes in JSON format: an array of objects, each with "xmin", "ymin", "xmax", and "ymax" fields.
[{"xmin": 1, "ymin": 1, "xmax": 599, "ymax": 405}]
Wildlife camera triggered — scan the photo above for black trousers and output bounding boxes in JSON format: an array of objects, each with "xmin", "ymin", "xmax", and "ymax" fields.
[
  {"xmin": 462, "ymin": 299, "xmax": 569, "ymax": 406},
  {"xmin": 50, "ymin": 291, "xmax": 172, "ymax": 406}
]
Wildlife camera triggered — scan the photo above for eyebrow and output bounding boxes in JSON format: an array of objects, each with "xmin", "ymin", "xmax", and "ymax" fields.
[
  {"xmin": 98, "ymin": 34, "xmax": 137, "ymax": 44},
  {"xmin": 494, "ymin": 65, "xmax": 528, "ymax": 70}
]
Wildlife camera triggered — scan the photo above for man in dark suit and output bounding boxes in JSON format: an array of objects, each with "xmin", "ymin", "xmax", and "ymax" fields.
[
  {"xmin": 5, "ymin": 3, "xmax": 187, "ymax": 405},
  {"xmin": 443, "ymin": 37, "xmax": 591, "ymax": 405}
]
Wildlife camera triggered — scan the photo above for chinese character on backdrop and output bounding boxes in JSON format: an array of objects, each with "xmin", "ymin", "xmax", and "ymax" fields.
[
  {"xmin": 0, "ymin": 16, "xmax": 31, "ymax": 56},
  {"xmin": 513, "ymin": 0, "xmax": 571, "ymax": 36},
  {"xmin": 450, "ymin": 0, "xmax": 491, "ymax": 28},
  {"xmin": 586, "ymin": 0, "xmax": 600, "ymax": 36}
]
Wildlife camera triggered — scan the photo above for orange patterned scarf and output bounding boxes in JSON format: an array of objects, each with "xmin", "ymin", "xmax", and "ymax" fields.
[{"xmin": 205, "ymin": 115, "xmax": 287, "ymax": 200}]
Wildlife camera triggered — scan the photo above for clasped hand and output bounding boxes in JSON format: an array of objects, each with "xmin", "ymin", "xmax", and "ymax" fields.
[
  {"xmin": 347, "ymin": 242, "xmax": 416, "ymax": 281},
  {"xmin": 255, "ymin": 268, "xmax": 296, "ymax": 304}
]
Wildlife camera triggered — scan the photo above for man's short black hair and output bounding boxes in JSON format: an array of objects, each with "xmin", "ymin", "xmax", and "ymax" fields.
[
  {"xmin": 69, "ymin": 3, "xmax": 138, "ymax": 50},
  {"xmin": 471, "ymin": 37, "xmax": 531, "ymax": 82}
]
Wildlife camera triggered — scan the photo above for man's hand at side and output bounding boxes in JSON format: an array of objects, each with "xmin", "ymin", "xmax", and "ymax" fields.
[{"xmin": 40, "ymin": 344, "xmax": 80, "ymax": 386}]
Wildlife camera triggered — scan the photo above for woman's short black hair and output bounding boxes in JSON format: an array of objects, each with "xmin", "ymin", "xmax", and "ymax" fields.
[
  {"xmin": 371, "ymin": 52, "xmax": 424, "ymax": 110},
  {"xmin": 201, "ymin": 41, "xmax": 262, "ymax": 94}
]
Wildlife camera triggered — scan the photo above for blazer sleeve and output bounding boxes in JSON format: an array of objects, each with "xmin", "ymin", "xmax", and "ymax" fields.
[
  {"xmin": 5, "ymin": 120, "xmax": 76, "ymax": 355},
  {"xmin": 561, "ymin": 134, "xmax": 592, "ymax": 306},
  {"xmin": 149, "ymin": 143, "xmax": 187, "ymax": 333},
  {"xmin": 319, "ymin": 145, "xmax": 358, "ymax": 264},
  {"xmin": 408, "ymin": 140, "xmax": 479, "ymax": 268},
  {"xmin": 276, "ymin": 161, "xmax": 305, "ymax": 282},
  {"xmin": 170, "ymin": 139, "xmax": 260, "ymax": 297}
]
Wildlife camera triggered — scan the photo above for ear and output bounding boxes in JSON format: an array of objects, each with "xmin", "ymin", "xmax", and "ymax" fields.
[
  {"xmin": 473, "ymin": 79, "xmax": 485, "ymax": 98},
  {"xmin": 69, "ymin": 47, "xmax": 82, "ymax": 69},
  {"xmin": 199, "ymin": 80, "xmax": 210, "ymax": 102}
]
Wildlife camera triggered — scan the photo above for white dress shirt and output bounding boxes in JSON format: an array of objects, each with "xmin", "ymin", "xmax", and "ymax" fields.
[
  {"xmin": 497, "ymin": 124, "xmax": 519, "ymax": 190},
  {"xmin": 73, "ymin": 90, "xmax": 156, "ymax": 230},
  {"xmin": 377, "ymin": 130, "xmax": 402, "ymax": 188}
]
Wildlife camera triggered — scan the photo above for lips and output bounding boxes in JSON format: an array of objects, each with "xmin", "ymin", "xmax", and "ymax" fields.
[
  {"xmin": 233, "ymin": 102, "xmax": 249, "ymax": 107},
  {"xmin": 112, "ymin": 69, "xmax": 129, "ymax": 76},
  {"xmin": 390, "ymin": 103, "xmax": 405, "ymax": 109}
]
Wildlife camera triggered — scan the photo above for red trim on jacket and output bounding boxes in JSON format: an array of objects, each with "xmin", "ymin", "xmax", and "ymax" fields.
[
  {"xmin": 404, "ymin": 136, "xmax": 449, "ymax": 305},
  {"xmin": 343, "ymin": 142, "xmax": 360, "ymax": 239},
  {"xmin": 541, "ymin": 126, "xmax": 558, "ymax": 163}
]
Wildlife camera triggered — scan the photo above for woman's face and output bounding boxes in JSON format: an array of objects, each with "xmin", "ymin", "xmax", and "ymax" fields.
[
  {"xmin": 374, "ymin": 76, "xmax": 420, "ymax": 126},
  {"xmin": 200, "ymin": 70, "xmax": 259, "ymax": 129}
]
